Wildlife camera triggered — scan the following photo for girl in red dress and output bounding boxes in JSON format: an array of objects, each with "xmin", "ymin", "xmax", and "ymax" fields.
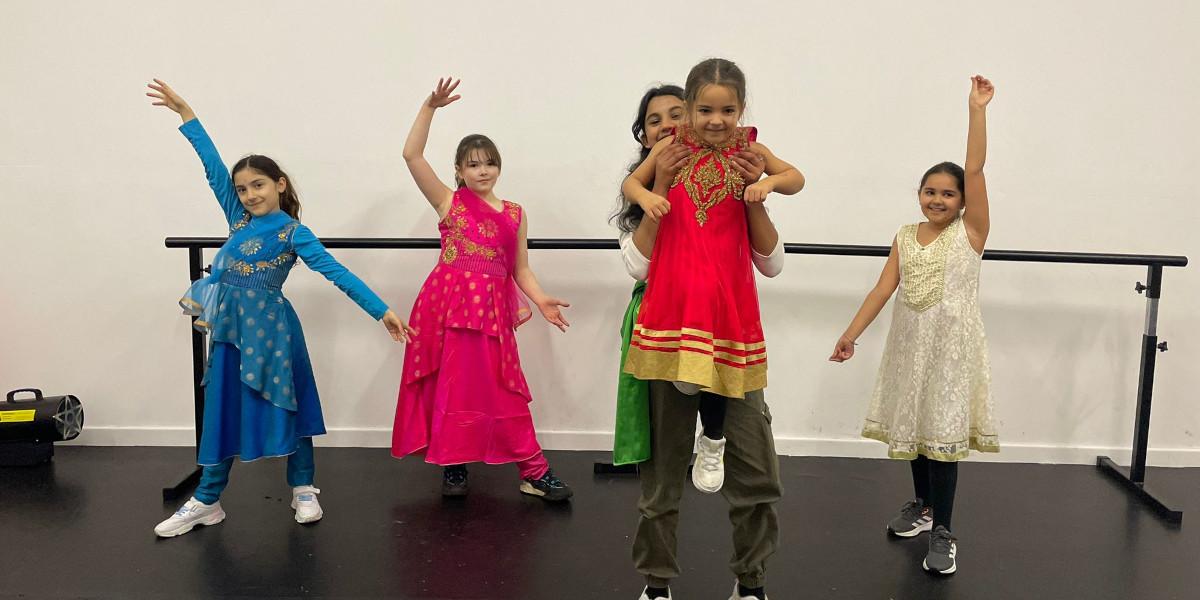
[{"xmin": 621, "ymin": 58, "xmax": 805, "ymax": 495}]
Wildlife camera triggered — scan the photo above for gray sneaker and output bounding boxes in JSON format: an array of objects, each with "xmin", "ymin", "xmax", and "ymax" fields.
[
  {"xmin": 887, "ymin": 500, "xmax": 932, "ymax": 537},
  {"xmin": 923, "ymin": 525, "xmax": 957, "ymax": 574}
]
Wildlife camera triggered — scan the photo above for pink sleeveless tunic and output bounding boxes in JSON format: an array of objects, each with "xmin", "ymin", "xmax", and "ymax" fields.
[{"xmin": 391, "ymin": 188, "xmax": 544, "ymax": 466}]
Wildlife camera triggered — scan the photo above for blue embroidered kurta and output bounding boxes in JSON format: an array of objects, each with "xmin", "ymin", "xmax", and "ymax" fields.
[{"xmin": 177, "ymin": 118, "xmax": 388, "ymax": 464}]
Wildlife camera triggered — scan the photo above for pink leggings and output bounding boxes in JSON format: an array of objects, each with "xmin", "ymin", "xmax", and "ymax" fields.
[{"xmin": 516, "ymin": 452, "xmax": 549, "ymax": 480}]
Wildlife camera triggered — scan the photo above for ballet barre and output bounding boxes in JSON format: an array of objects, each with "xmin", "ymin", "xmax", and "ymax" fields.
[{"xmin": 164, "ymin": 236, "xmax": 1188, "ymax": 524}]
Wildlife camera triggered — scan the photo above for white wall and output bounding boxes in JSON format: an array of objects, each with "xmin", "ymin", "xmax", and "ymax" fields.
[{"xmin": 2, "ymin": 0, "xmax": 1197, "ymax": 465}]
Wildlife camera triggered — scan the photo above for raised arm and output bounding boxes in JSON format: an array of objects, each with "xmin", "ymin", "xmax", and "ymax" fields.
[
  {"xmin": 402, "ymin": 77, "xmax": 461, "ymax": 220},
  {"xmin": 147, "ymin": 79, "xmax": 243, "ymax": 226},
  {"xmin": 291, "ymin": 225, "xmax": 414, "ymax": 342},
  {"xmin": 963, "ymin": 75, "xmax": 994, "ymax": 254},
  {"xmin": 830, "ymin": 237, "xmax": 900, "ymax": 362}
]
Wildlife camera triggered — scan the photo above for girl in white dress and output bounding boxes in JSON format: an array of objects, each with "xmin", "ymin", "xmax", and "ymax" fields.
[{"xmin": 830, "ymin": 75, "xmax": 997, "ymax": 576}]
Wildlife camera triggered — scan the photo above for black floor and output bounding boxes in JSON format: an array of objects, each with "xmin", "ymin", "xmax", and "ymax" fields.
[{"xmin": 1, "ymin": 447, "xmax": 1197, "ymax": 599}]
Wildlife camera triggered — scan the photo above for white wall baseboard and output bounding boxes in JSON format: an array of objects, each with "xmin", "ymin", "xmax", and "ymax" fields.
[{"xmin": 65, "ymin": 427, "xmax": 1200, "ymax": 467}]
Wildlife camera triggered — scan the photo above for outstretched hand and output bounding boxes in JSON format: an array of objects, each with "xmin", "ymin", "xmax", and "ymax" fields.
[
  {"xmin": 382, "ymin": 310, "xmax": 418, "ymax": 343},
  {"xmin": 428, "ymin": 77, "xmax": 462, "ymax": 109},
  {"xmin": 146, "ymin": 79, "xmax": 195, "ymax": 122},
  {"xmin": 537, "ymin": 297, "xmax": 571, "ymax": 332}
]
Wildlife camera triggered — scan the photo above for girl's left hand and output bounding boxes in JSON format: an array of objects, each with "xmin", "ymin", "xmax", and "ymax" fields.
[
  {"xmin": 730, "ymin": 151, "xmax": 766, "ymax": 183},
  {"xmin": 969, "ymin": 75, "xmax": 994, "ymax": 109},
  {"xmin": 381, "ymin": 310, "xmax": 417, "ymax": 342},
  {"xmin": 536, "ymin": 297, "xmax": 571, "ymax": 332},
  {"xmin": 743, "ymin": 180, "xmax": 773, "ymax": 203}
]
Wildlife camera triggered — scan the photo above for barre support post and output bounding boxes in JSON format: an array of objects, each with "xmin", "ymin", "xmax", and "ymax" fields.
[
  {"xmin": 1096, "ymin": 264, "xmax": 1181, "ymax": 524},
  {"xmin": 162, "ymin": 246, "xmax": 206, "ymax": 502}
]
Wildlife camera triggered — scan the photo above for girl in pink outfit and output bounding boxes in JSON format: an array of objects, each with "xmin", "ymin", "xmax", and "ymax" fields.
[{"xmin": 390, "ymin": 78, "xmax": 573, "ymax": 502}]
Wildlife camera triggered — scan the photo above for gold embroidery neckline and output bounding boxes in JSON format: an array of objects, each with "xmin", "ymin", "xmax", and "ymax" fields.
[
  {"xmin": 676, "ymin": 124, "xmax": 749, "ymax": 153},
  {"xmin": 914, "ymin": 220, "xmax": 956, "ymax": 250},
  {"xmin": 671, "ymin": 125, "xmax": 751, "ymax": 227}
]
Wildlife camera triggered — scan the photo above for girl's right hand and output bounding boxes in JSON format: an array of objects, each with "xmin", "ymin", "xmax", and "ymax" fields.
[
  {"xmin": 427, "ymin": 77, "xmax": 462, "ymax": 109},
  {"xmin": 654, "ymin": 143, "xmax": 691, "ymax": 188},
  {"xmin": 639, "ymin": 193, "xmax": 671, "ymax": 223},
  {"xmin": 146, "ymin": 79, "xmax": 195, "ymax": 122},
  {"xmin": 829, "ymin": 336, "xmax": 856, "ymax": 362}
]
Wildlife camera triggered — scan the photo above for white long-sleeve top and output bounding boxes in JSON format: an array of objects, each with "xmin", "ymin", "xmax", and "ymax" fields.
[{"xmin": 618, "ymin": 231, "xmax": 785, "ymax": 282}]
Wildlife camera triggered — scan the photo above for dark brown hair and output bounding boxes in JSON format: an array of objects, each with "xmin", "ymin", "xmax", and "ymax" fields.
[
  {"xmin": 684, "ymin": 58, "xmax": 747, "ymax": 109},
  {"xmin": 231, "ymin": 155, "xmax": 302, "ymax": 220},
  {"xmin": 610, "ymin": 85, "xmax": 687, "ymax": 233},
  {"xmin": 454, "ymin": 134, "xmax": 502, "ymax": 189},
  {"xmin": 920, "ymin": 161, "xmax": 966, "ymax": 202}
]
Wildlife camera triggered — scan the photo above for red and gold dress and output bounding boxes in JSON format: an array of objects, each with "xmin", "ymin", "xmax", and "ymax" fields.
[{"xmin": 623, "ymin": 125, "xmax": 767, "ymax": 399}]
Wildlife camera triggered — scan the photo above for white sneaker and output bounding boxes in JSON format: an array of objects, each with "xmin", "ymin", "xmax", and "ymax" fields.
[
  {"xmin": 691, "ymin": 434, "xmax": 726, "ymax": 493},
  {"xmin": 638, "ymin": 587, "xmax": 671, "ymax": 600},
  {"xmin": 729, "ymin": 582, "xmax": 768, "ymax": 600},
  {"xmin": 154, "ymin": 497, "xmax": 226, "ymax": 538},
  {"xmin": 291, "ymin": 485, "xmax": 323, "ymax": 523}
]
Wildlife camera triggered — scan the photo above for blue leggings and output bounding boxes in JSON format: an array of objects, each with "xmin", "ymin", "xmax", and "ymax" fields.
[{"xmin": 194, "ymin": 437, "xmax": 315, "ymax": 505}]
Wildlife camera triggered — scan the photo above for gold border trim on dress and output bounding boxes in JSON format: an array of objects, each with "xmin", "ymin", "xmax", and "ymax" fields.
[
  {"xmin": 624, "ymin": 343, "xmax": 766, "ymax": 399},
  {"xmin": 861, "ymin": 422, "xmax": 1000, "ymax": 461},
  {"xmin": 633, "ymin": 325, "xmax": 766, "ymax": 352},
  {"xmin": 631, "ymin": 337, "xmax": 767, "ymax": 363}
]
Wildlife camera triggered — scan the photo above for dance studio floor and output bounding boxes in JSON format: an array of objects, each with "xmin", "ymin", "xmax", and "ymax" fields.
[{"xmin": 2, "ymin": 447, "xmax": 1196, "ymax": 599}]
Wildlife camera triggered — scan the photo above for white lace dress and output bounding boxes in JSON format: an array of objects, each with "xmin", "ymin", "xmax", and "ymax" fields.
[{"xmin": 862, "ymin": 217, "xmax": 999, "ymax": 461}]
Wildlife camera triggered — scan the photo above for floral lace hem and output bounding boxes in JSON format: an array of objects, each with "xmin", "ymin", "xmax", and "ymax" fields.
[{"xmin": 862, "ymin": 421, "xmax": 999, "ymax": 461}]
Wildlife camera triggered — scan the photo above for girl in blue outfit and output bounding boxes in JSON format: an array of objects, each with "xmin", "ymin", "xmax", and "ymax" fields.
[{"xmin": 147, "ymin": 79, "xmax": 412, "ymax": 537}]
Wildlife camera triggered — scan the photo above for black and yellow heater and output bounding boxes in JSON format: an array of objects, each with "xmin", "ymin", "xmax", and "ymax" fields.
[{"xmin": 0, "ymin": 388, "xmax": 84, "ymax": 466}]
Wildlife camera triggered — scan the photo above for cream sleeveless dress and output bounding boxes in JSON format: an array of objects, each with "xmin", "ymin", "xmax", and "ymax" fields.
[{"xmin": 862, "ymin": 217, "xmax": 999, "ymax": 461}]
